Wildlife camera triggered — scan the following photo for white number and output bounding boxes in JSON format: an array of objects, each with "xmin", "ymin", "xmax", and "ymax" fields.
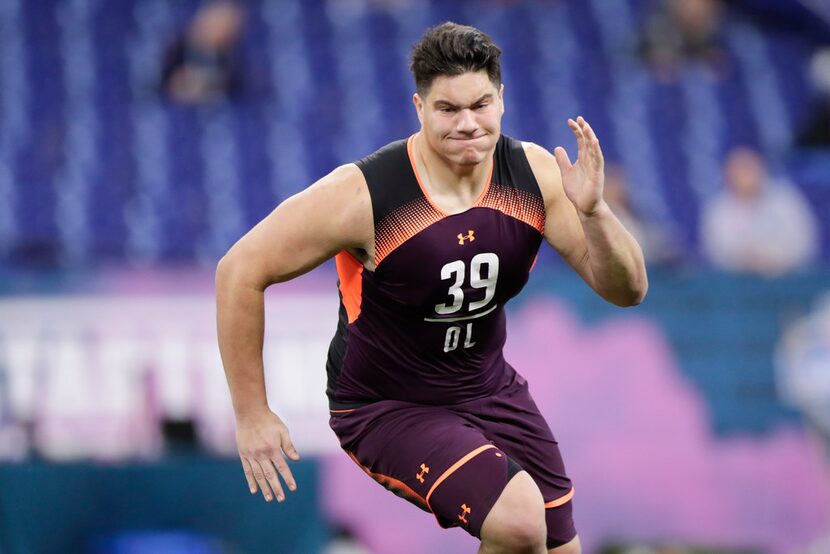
[
  {"xmin": 435, "ymin": 254, "xmax": 499, "ymax": 315},
  {"xmin": 434, "ymin": 260, "xmax": 465, "ymax": 314},
  {"xmin": 468, "ymin": 253, "xmax": 499, "ymax": 311},
  {"xmin": 444, "ymin": 323, "xmax": 476, "ymax": 352}
]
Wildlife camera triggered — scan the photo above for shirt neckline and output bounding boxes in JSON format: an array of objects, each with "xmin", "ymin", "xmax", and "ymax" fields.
[{"xmin": 406, "ymin": 133, "xmax": 494, "ymax": 217}]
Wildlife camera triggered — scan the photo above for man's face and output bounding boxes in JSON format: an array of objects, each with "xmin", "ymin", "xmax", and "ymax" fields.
[
  {"xmin": 413, "ymin": 71, "xmax": 504, "ymax": 167},
  {"xmin": 725, "ymin": 147, "xmax": 765, "ymax": 200}
]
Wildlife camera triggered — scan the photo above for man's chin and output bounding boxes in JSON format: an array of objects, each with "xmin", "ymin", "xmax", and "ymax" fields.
[
  {"xmin": 455, "ymin": 148, "xmax": 489, "ymax": 165},
  {"xmin": 455, "ymin": 155, "xmax": 484, "ymax": 167},
  {"xmin": 445, "ymin": 145, "xmax": 488, "ymax": 165}
]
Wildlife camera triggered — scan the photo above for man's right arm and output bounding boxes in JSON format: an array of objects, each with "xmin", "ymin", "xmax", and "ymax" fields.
[{"xmin": 215, "ymin": 163, "xmax": 372, "ymax": 502}]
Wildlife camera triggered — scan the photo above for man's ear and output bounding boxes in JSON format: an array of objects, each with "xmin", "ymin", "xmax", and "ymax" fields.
[{"xmin": 413, "ymin": 93, "xmax": 424, "ymax": 125}]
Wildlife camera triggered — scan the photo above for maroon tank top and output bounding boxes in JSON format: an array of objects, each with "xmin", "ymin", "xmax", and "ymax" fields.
[{"xmin": 326, "ymin": 134, "xmax": 546, "ymax": 409}]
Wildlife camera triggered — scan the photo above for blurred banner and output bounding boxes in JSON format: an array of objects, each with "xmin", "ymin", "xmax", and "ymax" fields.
[{"xmin": 0, "ymin": 270, "xmax": 339, "ymax": 462}]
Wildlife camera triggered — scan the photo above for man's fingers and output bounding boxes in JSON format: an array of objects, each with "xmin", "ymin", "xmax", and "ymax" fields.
[
  {"xmin": 580, "ymin": 118, "xmax": 599, "ymax": 150},
  {"xmin": 576, "ymin": 117, "xmax": 604, "ymax": 169},
  {"xmin": 567, "ymin": 118, "xmax": 584, "ymax": 153},
  {"xmin": 241, "ymin": 457, "xmax": 257, "ymax": 494},
  {"xmin": 235, "ymin": 415, "xmax": 300, "ymax": 503},
  {"xmin": 272, "ymin": 452, "xmax": 297, "ymax": 493},
  {"xmin": 252, "ymin": 459, "xmax": 280, "ymax": 502},
  {"xmin": 261, "ymin": 458, "xmax": 287, "ymax": 502},
  {"xmin": 554, "ymin": 146, "xmax": 572, "ymax": 172},
  {"xmin": 280, "ymin": 428, "xmax": 301, "ymax": 462},
  {"xmin": 579, "ymin": 116, "xmax": 593, "ymax": 138}
]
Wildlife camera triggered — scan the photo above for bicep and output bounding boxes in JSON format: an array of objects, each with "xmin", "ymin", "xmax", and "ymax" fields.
[
  {"xmin": 544, "ymin": 194, "xmax": 592, "ymax": 280},
  {"xmin": 523, "ymin": 142, "xmax": 594, "ymax": 284},
  {"xmin": 223, "ymin": 164, "xmax": 372, "ymax": 286}
]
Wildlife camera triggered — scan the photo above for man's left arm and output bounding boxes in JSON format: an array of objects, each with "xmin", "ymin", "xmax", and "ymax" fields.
[{"xmin": 524, "ymin": 117, "xmax": 648, "ymax": 307}]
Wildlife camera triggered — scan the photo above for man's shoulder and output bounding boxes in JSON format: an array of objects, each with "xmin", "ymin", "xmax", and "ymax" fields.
[
  {"xmin": 353, "ymin": 137, "xmax": 415, "ymax": 192},
  {"xmin": 503, "ymin": 136, "xmax": 554, "ymax": 182},
  {"xmin": 356, "ymin": 138, "xmax": 410, "ymax": 169}
]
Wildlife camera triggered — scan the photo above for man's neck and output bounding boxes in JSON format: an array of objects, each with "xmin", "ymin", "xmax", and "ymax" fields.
[{"xmin": 413, "ymin": 133, "xmax": 494, "ymax": 213}]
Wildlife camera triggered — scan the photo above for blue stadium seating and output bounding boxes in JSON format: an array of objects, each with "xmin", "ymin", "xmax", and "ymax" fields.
[{"xmin": 0, "ymin": 0, "xmax": 827, "ymax": 266}]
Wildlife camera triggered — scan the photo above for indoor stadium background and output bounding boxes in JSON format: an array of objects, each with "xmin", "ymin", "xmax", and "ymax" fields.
[{"xmin": 0, "ymin": 0, "xmax": 829, "ymax": 553}]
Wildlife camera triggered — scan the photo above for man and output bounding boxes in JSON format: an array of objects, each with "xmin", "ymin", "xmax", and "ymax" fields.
[
  {"xmin": 216, "ymin": 22, "xmax": 647, "ymax": 554},
  {"xmin": 700, "ymin": 146, "xmax": 818, "ymax": 276}
]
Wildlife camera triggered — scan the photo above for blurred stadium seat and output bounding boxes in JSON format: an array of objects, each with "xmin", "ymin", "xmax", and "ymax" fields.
[{"xmin": 0, "ymin": 0, "xmax": 826, "ymax": 266}]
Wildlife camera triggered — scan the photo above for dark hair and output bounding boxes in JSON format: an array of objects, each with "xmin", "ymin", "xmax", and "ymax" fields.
[{"xmin": 410, "ymin": 22, "xmax": 501, "ymax": 96}]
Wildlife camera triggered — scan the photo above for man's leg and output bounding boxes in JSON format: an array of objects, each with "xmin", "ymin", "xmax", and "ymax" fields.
[
  {"xmin": 462, "ymin": 376, "xmax": 578, "ymax": 550},
  {"xmin": 478, "ymin": 471, "xmax": 547, "ymax": 554}
]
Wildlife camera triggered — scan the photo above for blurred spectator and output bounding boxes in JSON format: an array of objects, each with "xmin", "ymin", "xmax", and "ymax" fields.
[
  {"xmin": 640, "ymin": 0, "xmax": 725, "ymax": 79},
  {"xmin": 776, "ymin": 291, "xmax": 830, "ymax": 445},
  {"xmin": 797, "ymin": 47, "xmax": 830, "ymax": 148},
  {"xmin": 700, "ymin": 146, "xmax": 819, "ymax": 276},
  {"xmin": 604, "ymin": 165, "xmax": 683, "ymax": 267},
  {"xmin": 160, "ymin": 1, "xmax": 244, "ymax": 105}
]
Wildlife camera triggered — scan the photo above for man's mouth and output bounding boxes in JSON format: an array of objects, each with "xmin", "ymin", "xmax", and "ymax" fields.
[{"xmin": 449, "ymin": 135, "xmax": 485, "ymax": 141}]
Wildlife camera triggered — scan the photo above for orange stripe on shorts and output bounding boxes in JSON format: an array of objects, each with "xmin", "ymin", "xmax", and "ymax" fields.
[
  {"xmin": 346, "ymin": 450, "xmax": 429, "ymax": 511},
  {"xmin": 544, "ymin": 487, "xmax": 574, "ymax": 509},
  {"xmin": 425, "ymin": 444, "xmax": 496, "ymax": 508}
]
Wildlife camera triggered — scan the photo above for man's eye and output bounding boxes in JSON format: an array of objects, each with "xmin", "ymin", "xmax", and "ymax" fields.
[
  {"xmin": 439, "ymin": 107, "xmax": 455, "ymax": 113},
  {"xmin": 474, "ymin": 103, "xmax": 488, "ymax": 110}
]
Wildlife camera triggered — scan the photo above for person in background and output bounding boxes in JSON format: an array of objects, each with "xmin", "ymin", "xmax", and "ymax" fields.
[
  {"xmin": 640, "ymin": 0, "xmax": 726, "ymax": 80},
  {"xmin": 700, "ymin": 146, "xmax": 819, "ymax": 276},
  {"xmin": 160, "ymin": 1, "xmax": 244, "ymax": 105},
  {"xmin": 603, "ymin": 164, "xmax": 683, "ymax": 267}
]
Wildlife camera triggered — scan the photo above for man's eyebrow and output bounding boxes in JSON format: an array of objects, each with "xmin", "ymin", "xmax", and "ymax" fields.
[
  {"xmin": 433, "ymin": 93, "xmax": 494, "ymax": 108},
  {"xmin": 433, "ymin": 99, "xmax": 458, "ymax": 108}
]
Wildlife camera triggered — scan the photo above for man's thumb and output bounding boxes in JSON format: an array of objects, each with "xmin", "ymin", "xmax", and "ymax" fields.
[{"xmin": 554, "ymin": 147, "xmax": 572, "ymax": 171}]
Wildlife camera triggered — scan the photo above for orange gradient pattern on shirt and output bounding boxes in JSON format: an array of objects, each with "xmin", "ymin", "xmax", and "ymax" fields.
[
  {"xmin": 375, "ymin": 197, "xmax": 444, "ymax": 265},
  {"xmin": 477, "ymin": 182, "xmax": 546, "ymax": 234},
  {"xmin": 375, "ymin": 184, "xmax": 546, "ymax": 266}
]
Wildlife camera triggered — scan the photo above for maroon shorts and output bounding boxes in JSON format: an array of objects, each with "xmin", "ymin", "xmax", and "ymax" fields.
[{"xmin": 329, "ymin": 372, "xmax": 576, "ymax": 547}]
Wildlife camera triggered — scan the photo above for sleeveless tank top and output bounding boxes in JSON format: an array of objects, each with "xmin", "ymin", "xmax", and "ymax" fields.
[{"xmin": 326, "ymin": 134, "xmax": 546, "ymax": 409}]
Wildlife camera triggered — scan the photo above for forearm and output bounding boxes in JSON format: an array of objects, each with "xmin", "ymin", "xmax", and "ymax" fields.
[
  {"xmin": 579, "ymin": 201, "xmax": 648, "ymax": 306},
  {"xmin": 216, "ymin": 257, "xmax": 271, "ymax": 420}
]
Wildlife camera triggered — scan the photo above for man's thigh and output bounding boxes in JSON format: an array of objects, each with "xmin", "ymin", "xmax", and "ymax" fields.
[
  {"xmin": 330, "ymin": 400, "xmax": 522, "ymax": 537},
  {"xmin": 453, "ymin": 377, "xmax": 577, "ymax": 548}
]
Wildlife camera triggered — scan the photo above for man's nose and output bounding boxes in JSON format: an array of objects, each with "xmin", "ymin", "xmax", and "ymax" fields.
[{"xmin": 456, "ymin": 109, "xmax": 477, "ymax": 133}]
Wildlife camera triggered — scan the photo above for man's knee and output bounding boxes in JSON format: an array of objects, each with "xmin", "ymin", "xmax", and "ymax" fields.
[
  {"xmin": 480, "ymin": 471, "xmax": 547, "ymax": 552},
  {"xmin": 496, "ymin": 517, "xmax": 547, "ymax": 552}
]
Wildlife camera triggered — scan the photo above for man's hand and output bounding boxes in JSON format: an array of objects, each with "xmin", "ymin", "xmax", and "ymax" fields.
[
  {"xmin": 554, "ymin": 116, "xmax": 606, "ymax": 217},
  {"xmin": 235, "ymin": 410, "xmax": 301, "ymax": 503}
]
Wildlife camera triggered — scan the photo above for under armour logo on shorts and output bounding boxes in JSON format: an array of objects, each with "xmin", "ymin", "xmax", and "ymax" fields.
[
  {"xmin": 458, "ymin": 503, "xmax": 471, "ymax": 524},
  {"xmin": 416, "ymin": 463, "xmax": 429, "ymax": 483}
]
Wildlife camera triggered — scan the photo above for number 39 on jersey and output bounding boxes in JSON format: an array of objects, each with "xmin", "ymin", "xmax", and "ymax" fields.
[{"xmin": 432, "ymin": 253, "xmax": 499, "ymax": 353}]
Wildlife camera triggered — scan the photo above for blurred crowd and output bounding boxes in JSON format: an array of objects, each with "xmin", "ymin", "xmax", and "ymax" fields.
[
  {"xmin": 633, "ymin": 0, "xmax": 825, "ymax": 276},
  {"xmin": 160, "ymin": 0, "xmax": 245, "ymax": 104},
  {"xmin": 156, "ymin": 0, "xmax": 829, "ymax": 278}
]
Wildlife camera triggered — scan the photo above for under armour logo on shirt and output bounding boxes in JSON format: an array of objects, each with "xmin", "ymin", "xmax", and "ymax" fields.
[{"xmin": 457, "ymin": 230, "xmax": 475, "ymax": 245}]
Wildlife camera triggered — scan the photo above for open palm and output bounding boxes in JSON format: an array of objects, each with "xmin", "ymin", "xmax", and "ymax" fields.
[{"xmin": 554, "ymin": 116, "xmax": 605, "ymax": 216}]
